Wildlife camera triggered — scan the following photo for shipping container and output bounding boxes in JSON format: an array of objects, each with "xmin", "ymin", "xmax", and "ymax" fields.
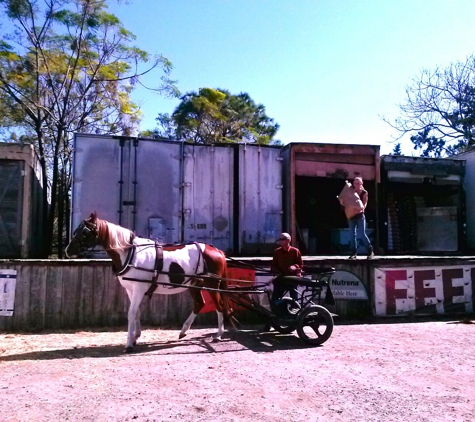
[
  {"xmin": 455, "ymin": 149, "xmax": 475, "ymax": 251},
  {"xmin": 238, "ymin": 144, "xmax": 283, "ymax": 255},
  {"xmin": 281, "ymin": 143, "xmax": 380, "ymax": 255},
  {"xmin": 71, "ymin": 134, "xmax": 283, "ymax": 256},
  {"xmin": 380, "ymin": 155, "xmax": 466, "ymax": 254},
  {"xmin": 0, "ymin": 142, "xmax": 46, "ymax": 258},
  {"xmin": 182, "ymin": 143, "xmax": 234, "ymax": 253},
  {"xmin": 71, "ymin": 135, "xmax": 182, "ymax": 258}
]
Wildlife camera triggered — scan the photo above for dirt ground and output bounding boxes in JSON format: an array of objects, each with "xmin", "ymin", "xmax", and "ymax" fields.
[{"xmin": 1, "ymin": 318, "xmax": 474, "ymax": 422}]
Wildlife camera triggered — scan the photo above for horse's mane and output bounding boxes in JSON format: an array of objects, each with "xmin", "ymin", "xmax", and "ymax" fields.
[{"xmin": 97, "ymin": 219, "xmax": 134, "ymax": 250}]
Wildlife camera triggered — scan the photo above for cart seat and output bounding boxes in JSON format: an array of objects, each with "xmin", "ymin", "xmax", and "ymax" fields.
[
  {"xmin": 303, "ymin": 266, "xmax": 335, "ymax": 275},
  {"xmin": 280, "ymin": 275, "xmax": 329, "ymax": 287}
]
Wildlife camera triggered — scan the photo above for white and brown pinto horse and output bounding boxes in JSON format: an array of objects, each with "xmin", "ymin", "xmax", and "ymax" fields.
[{"xmin": 65, "ymin": 212, "xmax": 232, "ymax": 352}]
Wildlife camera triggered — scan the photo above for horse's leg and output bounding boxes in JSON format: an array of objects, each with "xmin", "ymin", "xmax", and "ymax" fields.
[
  {"xmin": 179, "ymin": 312, "xmax": 198, "ymax": 339},
  {"xmin": 209, "ymin": 292, "xmax": 225, "ymax": 341},
  {"xmin": 134, "ymin": 311, "xmax": 142, "ymax": 346},
  {"xmin": 123, "ymin": 287, "xmax": 135, "ymax": 350},
  {"xmin": 179, "ymin": 288, "xmax": 205, "ymax": 339},
  {"xmin": 215, "ymin": 310, "xmax": 224, "ymax": 341},
  {"xmin": 125, "ymin": 289, "xmax": 144, "ymax": 353}
]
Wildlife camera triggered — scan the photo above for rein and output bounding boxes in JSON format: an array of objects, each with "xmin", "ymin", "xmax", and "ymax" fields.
[{"xmin": 225, "ymin": 256, "xmax": 271, "ymax": 273}]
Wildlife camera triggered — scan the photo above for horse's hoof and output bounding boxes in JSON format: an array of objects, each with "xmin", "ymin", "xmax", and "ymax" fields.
[
  {"xmin": 178, "ymin": 332, "xmax": 187, "ymax": 339},
  {"xmin": 124, "ymin": 346, "xmax": 134, "ymax": 353}
]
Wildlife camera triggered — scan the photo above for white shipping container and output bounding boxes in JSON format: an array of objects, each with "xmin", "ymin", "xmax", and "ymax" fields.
[
  {"xmin": 238, "ymin": 144, "xmax": 283, "ymax": 254},
  {"xmin": 71, "ymin": 135, "xmax": 284, "ymax": 255},
  {"xmin": 182, "ymin": 144, "xmax": 234, "ymax": 253},
  {"xmin": 72, "ymin": 135, "xmax": 182, "ymax": 256}
]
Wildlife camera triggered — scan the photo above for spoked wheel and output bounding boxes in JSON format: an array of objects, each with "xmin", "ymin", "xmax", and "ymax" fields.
[
  {"xmin": 296, "ymin": 305, "xmax": 334, "ymax": 345},
  {"xmin": 270, "ymin": 297, "xmax": 300, "ymax": 334}
]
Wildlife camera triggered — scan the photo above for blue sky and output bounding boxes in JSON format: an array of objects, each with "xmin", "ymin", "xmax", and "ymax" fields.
[{"xmin": 110, "ymin": 0, "xmax": 475, "ymax": 155}]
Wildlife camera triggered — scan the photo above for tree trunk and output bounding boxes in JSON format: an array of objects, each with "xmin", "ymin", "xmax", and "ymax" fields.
[{"xmin": 57, "ymin": 168, "xmax": 64, "ymax": 259}]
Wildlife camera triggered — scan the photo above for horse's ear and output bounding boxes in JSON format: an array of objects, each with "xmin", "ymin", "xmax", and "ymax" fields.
[{"xmin": 90, "ymin": 212, "xmax": 97, "ymax": 223}]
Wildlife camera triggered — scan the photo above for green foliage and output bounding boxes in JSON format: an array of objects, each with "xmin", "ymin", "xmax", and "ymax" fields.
[
  {"xmin": 388, "ymin": 55, "xmax": 475, "ymax": 157},
  {"xmin": 390, "ymin": 143, "xmax": 403, "ymax": 156},
  {"xmin": 0, "ymin": 0, "xmax": 177, "ymax": 256},
  {"xmin": 150, "ymin": 87, "xmax": 279, "ymax": 144}
]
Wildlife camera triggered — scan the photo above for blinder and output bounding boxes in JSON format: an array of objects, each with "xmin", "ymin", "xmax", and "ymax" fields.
[{"xmin": 73, "ymin": 220, "xmax": 98, "ymax": 247}]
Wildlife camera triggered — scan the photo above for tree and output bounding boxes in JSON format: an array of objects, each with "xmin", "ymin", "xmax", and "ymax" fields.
[
  {"xmin": 390, "ymin": 143, "xmax": 403, "ymax": 156},
  {"xmin": 386, "ymin": 55, "xmax": 475, "ymax": 157},
  {"xmin": 146, "ymin": 87, "xmax": 280, "ymax": 144},
  {"xmin": 0, "ymin": 0, "xmax": 177, "ymax": 257}
]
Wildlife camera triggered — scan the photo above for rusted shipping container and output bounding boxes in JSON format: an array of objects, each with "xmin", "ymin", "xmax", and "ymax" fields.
[
  {"xmin": 0, "ymin": 143, "xmax": 46, "ymax": 258},
  {"xmin": 281, "ymin": 143, "xmax": 380, "ymax": 255},
  {"xmin": 381, "ymin": 155, "xmax": 466, "ymax": 254},
  {"xmin": 71, "ymin": 134, "xmax": 282, "ymax": 255}
]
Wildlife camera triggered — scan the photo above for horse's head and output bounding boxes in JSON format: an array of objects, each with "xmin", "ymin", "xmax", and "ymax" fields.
[{"xmin": 65, "ymin": 212, "xmax": 99, "ymax": 258}]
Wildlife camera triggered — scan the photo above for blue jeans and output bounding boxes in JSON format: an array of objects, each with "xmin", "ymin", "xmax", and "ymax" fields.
[{"xmin": 348, "ymin": 213, "xmax": 372, "ymax": 254}]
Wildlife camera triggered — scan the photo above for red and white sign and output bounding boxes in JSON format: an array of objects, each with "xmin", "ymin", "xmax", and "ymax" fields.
[{"xmin": 374, "ymin": 266, "xmax": 474, "ymax": 316}]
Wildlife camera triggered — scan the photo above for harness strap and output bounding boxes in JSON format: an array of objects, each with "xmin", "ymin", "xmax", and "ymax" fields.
[
  {"xmin": 113, "ymin": 235, "xmax": 136, "ymax": 275},
  {"xmin": 145, "ymin": 242, "xmax": 163, "ymax": 299},
  {"xmin": 194, "ymin": 242, "xmax": 204, "ymax": 275}
]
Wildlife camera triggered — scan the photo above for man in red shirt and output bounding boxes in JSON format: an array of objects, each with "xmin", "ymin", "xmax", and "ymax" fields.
[{"xmin": 270, "ymin": 232, "xmax": 303, "ymax": 303}]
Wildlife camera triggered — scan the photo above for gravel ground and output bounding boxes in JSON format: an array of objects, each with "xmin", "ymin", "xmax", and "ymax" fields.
[{"xmin": 1, "ymin": 319, "xmax": 474, "ymax": 421}]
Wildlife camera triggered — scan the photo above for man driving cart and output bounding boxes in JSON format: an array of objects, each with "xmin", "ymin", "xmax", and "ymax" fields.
[
  {"xmin": 262, "ymin": 232, "xmax": 303, "ymax": 331},
  {"xmin": 270, "ymin": 232, "xmax": 303, "ymax": 302}
]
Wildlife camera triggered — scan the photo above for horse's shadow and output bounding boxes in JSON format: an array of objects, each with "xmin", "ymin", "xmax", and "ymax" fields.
[{"xmin": 0, "ymin": 328, "xmax": 316, "ymax": 362}]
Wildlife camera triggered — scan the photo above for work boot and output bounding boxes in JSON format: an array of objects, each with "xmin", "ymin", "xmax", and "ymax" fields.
[
  {"xmin": 367, "ymin": 246, "xmax": 374, "ymax": 260},
  {"xmin": 348, "ymin": 253, "xmax": 357, "ymax": 260}
]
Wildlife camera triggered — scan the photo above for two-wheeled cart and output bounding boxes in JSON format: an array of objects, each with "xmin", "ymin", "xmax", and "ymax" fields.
[{"xmin": 222, "ymin": 266, "xmax": 336, "ymax": 346}]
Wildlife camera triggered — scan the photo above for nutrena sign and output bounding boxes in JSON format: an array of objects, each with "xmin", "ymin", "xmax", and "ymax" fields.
[
  {"xmin": 330, "ymin": 271, "xmax": 368, "ymax": 300},
  {"xmin": 375, "ymin": 266, "xmax": 475, "ymax": 316}
]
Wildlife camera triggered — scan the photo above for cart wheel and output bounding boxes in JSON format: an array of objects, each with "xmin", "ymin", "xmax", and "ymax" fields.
[
  {"xmin": 296, "ymin": 305, "xmax": 334, "ymax": 345},
  {"xmin": 271, "ymin": 298, "xmax": 300, "ymax": 334}
]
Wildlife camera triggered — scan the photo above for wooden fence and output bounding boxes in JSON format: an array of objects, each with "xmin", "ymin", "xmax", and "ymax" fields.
[
  {"xmin": 0, "ymin": 257, "xmax": 376, "ymax": 332},
  {"xmin": 0, "ymin": 259, "xmax": 221, "ymax": 332},
  {"xmin": 8, "ymin": 255, "xmax": 468, "ymax": 332}
]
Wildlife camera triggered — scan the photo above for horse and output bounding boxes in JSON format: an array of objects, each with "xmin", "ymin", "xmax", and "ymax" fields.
[{"xmin": 65, "ymin": 212, "xmax": 232, "ymax": 352}]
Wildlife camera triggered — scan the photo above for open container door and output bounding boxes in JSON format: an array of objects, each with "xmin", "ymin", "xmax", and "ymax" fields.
[{"xmin": 282, "ymin": 143, "xmax": 380, "ymax": 255}]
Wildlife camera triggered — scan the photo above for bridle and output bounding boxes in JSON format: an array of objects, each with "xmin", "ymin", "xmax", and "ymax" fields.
[{"xmin": 71, "ymin": 220, "xmax": 98, "ymax": 250}]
